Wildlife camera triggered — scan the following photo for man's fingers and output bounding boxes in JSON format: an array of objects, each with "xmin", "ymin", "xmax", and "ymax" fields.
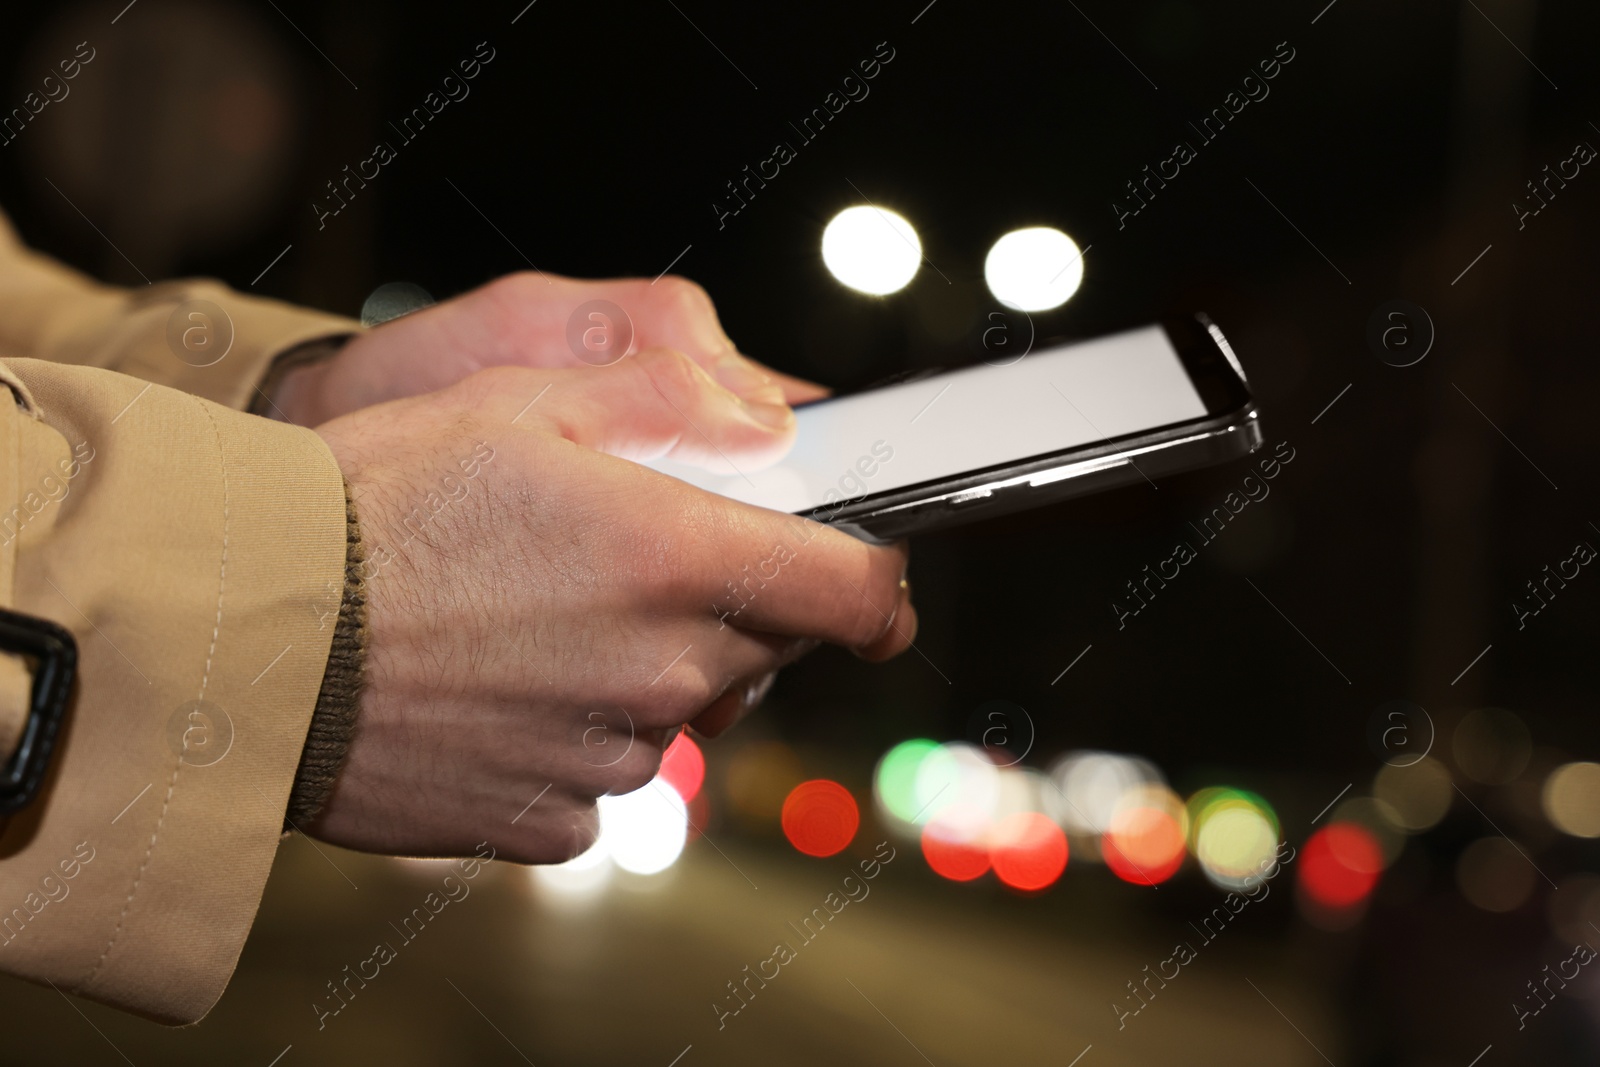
[
  {"xmin": 758, "ymin": 364, "xmax": 831, "ymax": 405},
  {"xmin": 689, "ymin": 670, "xmax": 778, "ymax": 738},
  {"xmin": 701, "ymin": 508, "xmax": 913, "ymax": 654},
  {"xmin": 625, "ymin": 627, "xmax": 810, "ymax": 730},
  {"xmin": 465, "ymin": 353, "xmax": 795, "ymax": 471},
  {"xmin": 481, "ymin": 273, "xmax": 807, "ymax": 409},
  {"xmin": 601, "ymin": 277, "xmax": 789, "ymax": 404}
]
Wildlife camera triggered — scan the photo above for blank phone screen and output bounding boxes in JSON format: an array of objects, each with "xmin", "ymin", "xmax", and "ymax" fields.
[{"xmin": 643, "ymin": 324, "xmax": 1209, "ymax": 514}]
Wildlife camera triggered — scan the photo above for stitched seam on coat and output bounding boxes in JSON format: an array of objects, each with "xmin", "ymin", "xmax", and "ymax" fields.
[{"xmin": 83, "ymin": 401, "xmax": 230, "ymax": 986}]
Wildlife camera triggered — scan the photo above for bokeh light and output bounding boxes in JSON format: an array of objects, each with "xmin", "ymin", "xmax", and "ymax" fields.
[
  {"xmin": 530, "ymin": 835, "xmax": 614, "ymax": 896},
  {"xmin": 1456, "ymin": 836, "xmax": 1536, "ymax": 912},
  {"xmin": 915, "ymin": 743, "xmax": 1002, "ymax": 843},
  {"xmin": 1327, "ymin": 796, "xmax": 1407, "ymax": 868},
  {"xmin": 782, "ymin": 780, "xmax": 860, "ymax": 858},
  {"xmin": 1542, "ymin": 761, "xmax": 1600, "ymax": 837},
  {"xmin": 983, "ymin": 226, "xmax": 1085, "ymax": 311},
  {"xmin": 991, "ymin": 767, "xmax": 1048, "ymax": 827},
  {"xmin": 1299, "ymin": 823, "xmax": 1384, "ymax": 909},
  {"xmin": 1453, "ymin": 708, "xmax": 1532, "ymax": 785},
  {"xmin": 921, "ymin": 825, "xmax": 991, "ymax": 882},
  {"xmin": 1103, "ymin": 804, "xmax": 1186, "ymax": 886},
  {"xmin": 875, "ymin": 739, "xmax": 940, "ymax": 825},
  {"xmin": 989, "ymin": 812, "xmax": 1068, "ymax": 891},
  {"xmin": 1044, "ymin": 751, "xmax": 1163, "ymax": 837},
  {"xmin": 658, "ymin": 732, "xmax": 705, "ymax": 804},
  {"xmin": 598, "ymin": 784, "xmax": 688, "ymax": 876},
  {"xmin": 1190, "ymin": 788, "xmax": 1281, "ymax": 891},
  {"xmin": 821, "ymin": 205, "xmax": 921, "ymax": 295},
  {"xmin": 1373, "ymin": 757, "xmax": 1453, "ymax": 832}
]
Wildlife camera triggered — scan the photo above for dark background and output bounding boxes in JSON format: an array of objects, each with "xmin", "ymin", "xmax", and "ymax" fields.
[{"xmin": 2, "ymin": 0, "xmax": 1599, "ymax": 1064}]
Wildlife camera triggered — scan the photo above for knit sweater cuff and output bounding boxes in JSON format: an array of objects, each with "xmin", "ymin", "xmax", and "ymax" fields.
[{"xmin": 285, "ymin": 478, "xmax": 368, "ymax": 829}]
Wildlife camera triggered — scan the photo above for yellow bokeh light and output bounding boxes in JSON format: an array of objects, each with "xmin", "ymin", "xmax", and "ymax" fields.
[
  {"xmin": 1191, "ymin": 790, "xmax": 1279, "ymax": 891},
  {"xmin": 1373, "ymin": 757, "xmax": 1453, "ymax": 832},
  {"xmin": 1543, "ymin": 762, "xmax": 1600, "ymax": 837}
]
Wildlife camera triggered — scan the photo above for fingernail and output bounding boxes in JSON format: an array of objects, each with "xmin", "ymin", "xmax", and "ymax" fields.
[
  {"xmin": 712, "ymin": 352, "xmax": 775, "ymax": 397},
  {"xmin": 743, "ymin": 399, "xmax": 795, "ymax": 430}
]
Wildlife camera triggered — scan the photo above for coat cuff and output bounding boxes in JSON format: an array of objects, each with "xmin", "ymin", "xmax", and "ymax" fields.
[
  {"xmin": 0, "ymin": 358, "xmax": 347, "ymax": 1024},
  {"xmin": 285, "ymin": 479, "xmax": 367, "ymax": 827}
]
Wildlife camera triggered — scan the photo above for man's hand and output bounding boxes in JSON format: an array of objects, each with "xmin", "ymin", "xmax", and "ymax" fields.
[
  {"xmin": 274, "ymin": 273, "xmax": 827, "ymax": 429},
  {"xmin": 309, "ymin": 351, "xmax": 915, "ymax": 864}
]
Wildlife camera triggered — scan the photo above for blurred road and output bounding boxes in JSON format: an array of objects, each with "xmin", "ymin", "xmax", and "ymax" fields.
[{"xmin": 0, "ymin": 834, "xmax": 1336, "ymax": 1066}]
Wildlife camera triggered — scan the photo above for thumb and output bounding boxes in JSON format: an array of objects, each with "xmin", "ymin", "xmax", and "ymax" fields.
[{"xmin": 464, "ymin": 350, "xmax": 798, "ymax": 472}]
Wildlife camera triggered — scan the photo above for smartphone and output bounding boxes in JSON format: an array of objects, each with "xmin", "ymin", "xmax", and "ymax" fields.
[{"xmin": 643, "ymin": 313, "xmax": 1262, "ymax": 543}]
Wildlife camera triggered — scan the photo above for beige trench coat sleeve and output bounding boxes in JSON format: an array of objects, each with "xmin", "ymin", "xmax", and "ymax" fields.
[
  {"xmin": 0, "ymin": 208, "xmax": 359, "ymax": 410},
  {"xmin": 0, "ymin": 216, "xmax": 359, "ymax": 1024}
]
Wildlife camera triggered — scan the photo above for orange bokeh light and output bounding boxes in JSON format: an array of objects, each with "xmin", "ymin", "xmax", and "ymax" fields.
[
  {"xmin": 1103, "ymin": 806, "xmax": 1186, "ymax": 886},
  {"xmin": 989, "ymin": 812, "xmax": 1068, "ymax": 891},
  {"xmin": 781, "ymin": 780, "xmax": 860, "ymax": 858}
]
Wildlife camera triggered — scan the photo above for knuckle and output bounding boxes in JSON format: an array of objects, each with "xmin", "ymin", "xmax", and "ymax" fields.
[
  {"xmin": 458, "ymin": 363, "xmax": 524, "ymax": 402},
  {"xmin": 487, "ymin": 270, "xmax": 542, "ymax": 303},
  {"xmin": 623, "ymin": 494, "xmax": 722, "ymax": 601},
  {"xmin": 606, "ymin": 748, "xmax": 665, "ymax": 796},
  {"xmin": 557, "ymin": 803, "xmax": 601, "ymax": 861},
  {"xmin": 655, "ymin": 275, "xmax": 712, "ymax": 317},
  {"xmin": 652, "ymin": 669, "xmax": 718, "ymax": 722},
  {"xmin": 638, "ymin": 346, "xmax": 705, "ymax": 397},
  {"xmin": 505, "ymin": 800, "xmax": 600, "ymax": 866}
]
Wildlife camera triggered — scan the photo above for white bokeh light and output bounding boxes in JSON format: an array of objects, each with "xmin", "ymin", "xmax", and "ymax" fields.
[
  {"xmin": 1043, "ymin": 751, "xmax": 1163, "ymax": 836},
  {"xmin": 984, "ymin": 227, "xmax": 1085, "ymax": 311},
  {"xmin": 914, "ymin": 742, "xmax": 1001, "ymax": 844},
  {"xmin": 531, "ymin": 836, "xmax": 614, "ymax": 896},
  {"xmin": 822, "ymin": 206, "xmax": 922, "ymax": 295},
  {"xmin": 597, "ymin": 783, "xmax": 688, "ymax": 876}
]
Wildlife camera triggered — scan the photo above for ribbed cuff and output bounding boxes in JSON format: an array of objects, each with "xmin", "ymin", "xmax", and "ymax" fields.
[{"xmin": 285, "ymin": 478, "xmax": 368, "ymax": 828}]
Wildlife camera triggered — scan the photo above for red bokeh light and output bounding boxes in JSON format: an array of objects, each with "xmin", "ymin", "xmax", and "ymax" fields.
[
  {"xmin": 659, "ymin": 732, "xmax": 705, "ymax": 803},
  {"xmin": 781, "ymin": 780, "xmax": 860, "ymax": 858},
  {"xmin": 988, "ymin": 813, "xmax": 1068, "ymax": 891},
  {"xmin": 1299, "ymin": 823, "xmax": 1383, "ymax": 908},
  {"xmin": 921, "ymin": 827, "xmax": 991, "ymax": 882},
  {"xmin": 1103, "ymin": 807, "xmax": 1186, "ymax": 886}
]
